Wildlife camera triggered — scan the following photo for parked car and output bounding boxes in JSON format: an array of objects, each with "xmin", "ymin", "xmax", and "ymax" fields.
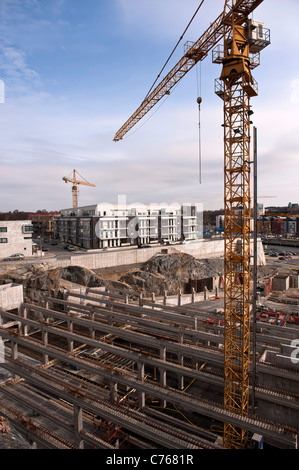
[
  {"xmin": 4, "ymin": 253, "xmax": 25, "ymax": 261},
  {"xmin": 51, "ymin": 240, "xmax": 57, "ymax": 245},
  {"xmin": 41, "ymin": 246, "xmax": 48, "ymax": 251},
  {"xmin": 67, "ymin": 245, "xmax": 75, "ymax": 251}
]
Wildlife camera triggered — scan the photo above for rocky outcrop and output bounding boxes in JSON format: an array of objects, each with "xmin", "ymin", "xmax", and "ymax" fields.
[
  {"xmin": 0, "ymin": 263, "xmax": 130, "ymax": 305},
  {"xmin": 120, "ymin": 253, "xmax": 224, "ymax": 296},
  {"xmin": 0, "ymin": 253, "xmax": 273, "ymax": 304}
]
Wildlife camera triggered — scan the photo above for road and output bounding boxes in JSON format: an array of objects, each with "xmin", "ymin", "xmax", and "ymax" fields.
[
  {"xmin": 0, "ymin": 239, "xmax": 197, "ymax": 266},
  {"xmin": 0, "ymin": 240, "xmax": 143, "ymax": 266}
]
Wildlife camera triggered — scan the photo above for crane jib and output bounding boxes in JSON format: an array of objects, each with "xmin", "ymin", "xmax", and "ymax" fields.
[{"xmin": 113, "ymin": 0, "xmax": 264, "ymax": 142}]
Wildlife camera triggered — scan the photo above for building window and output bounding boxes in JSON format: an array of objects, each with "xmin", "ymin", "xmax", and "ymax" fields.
[
  {"xmin": 0, "ymin": 238, "xmax": 7, "ymax": 243},
  {"xmin": 22, "ymin": 225, "xmax": 33, "ymax": 234},
  {"xmin": 0, "ymin": 227, "xmax": 7, "ymax": 232}
]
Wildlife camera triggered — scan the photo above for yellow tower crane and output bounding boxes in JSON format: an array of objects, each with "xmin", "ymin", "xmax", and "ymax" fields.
[
  {"xmin": 62, "ymin": 169, "xmax": 96, "ymax": 208},
  {"xmin": 114, "ymin": 0, "xmax": 270, "ymax": 449}
]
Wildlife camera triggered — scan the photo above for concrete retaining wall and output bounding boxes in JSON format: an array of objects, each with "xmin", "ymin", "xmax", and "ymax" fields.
[{"xmin": 54, "ymin": 238, "xmax": 265, "ymax": 271}]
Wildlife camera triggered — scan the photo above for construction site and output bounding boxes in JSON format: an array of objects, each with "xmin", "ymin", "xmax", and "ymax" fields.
[
  {"xmin": 0, "ymin": 267, "xmax": 298, "ymax": 450},
  {"xmin": 0, "ymin": 0, "xmax": 298, "ymax": 453}
]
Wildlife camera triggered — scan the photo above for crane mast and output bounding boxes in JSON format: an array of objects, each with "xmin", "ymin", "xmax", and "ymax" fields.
[
  {"xmin": 114, "ymin": 0, "xmax": 270, "ymax": 449},
  {"xmin": 214, "ymin": 10, "xmax": 255, "ymax": 449}
]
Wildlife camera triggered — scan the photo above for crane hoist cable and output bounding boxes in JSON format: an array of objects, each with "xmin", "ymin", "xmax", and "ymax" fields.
[
  {"xmin": 144, "ymin": 0, "xmax": 206, "ymax": 101},
  {"xmin": 122, "ymin": 1, "xmax": 206, "ymax": 141},
  {"xmin": 196, "ymin": 61, "xmax": 202, "ymax": 184}
]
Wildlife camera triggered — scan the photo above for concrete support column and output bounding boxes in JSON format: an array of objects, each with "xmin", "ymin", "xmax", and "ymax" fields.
[
  {"xmin": 177, "ymin": 353, "xmax": 184, "ymax": 390},
  {"xmin": 178, "ymin": 332, "xmax": 183, "ymax": 344},
  {"xmin": 89, "ymin": 310, "xmax": 96, "ymax": 339},
  {"xmin": 151, "ymin": 293, "xmax": 155, "ymax": 306},
  {"xmin": 22, "ymin": 306, "xmax": 28, "ymax": 336},
  {"xmin": 11, "ymin": 340, "xmax": 18, "ymax": 379},
  {"xmin": 42, "ymin": 321, "xmax": 49, "ymax": 366},
  {"xmin": 139, "ymin": 293, "xmax": 143, "ymax": 307},
  {"xmin": 192, "ymin": 288, "xmax": 195, "ymax": 304},
  {"xmin": 74, "ymin": 405, "xmax": 84, "ymax": 449},
  {"xmin": 159, "ymin": 346, "xmax": 167, "ymax": 407},
  {"xmin": 11, "ymin": 340, "xmax": 18, "ymax": 360},
  {"xmin": 125, "ymin": 295, "xmax": 129, "ymax": 304},
  {"xmin": 68, "ymin": 320, "xmax": 74, "ymax": 353},
  {"xmin": 204, "ymin": 286, "xmax": 208, "ymax": 300},
  {"xmin": 90, "ymin": 327, "xmax": 95, "ymax": 340},
  {"xmin": 80, "ymin": 289, "xmax": 85, "ymax": 305},
  {"xmin": 163, "ymin": 291, "xmax": 167, "ymax": 306},
  {"xmin": 178, "ymin": 289, "xmax": 182, "ymax": 306},
  {"xmin": 110, "ymin": 380, "xmax": 118, "ymax": 403},
  {"xmin": 137, "ymin": 361, "xmax": 145, "ymax": 408},
  {"xmin": 177, "ymin": 333, "xmax": 184, "ymax": 389},
  {"xmin": 160, "ymin": 346, "xmax": 166, "ymax": 362}
]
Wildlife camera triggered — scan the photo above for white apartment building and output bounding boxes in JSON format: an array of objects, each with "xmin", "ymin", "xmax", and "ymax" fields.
[
  {"xmin": 0, "ymin": 220, "xmax": 34, "ymax": 259},
  {"xmin": 54, "ymin": 203, "xmax": 202, "ymax": 249}
]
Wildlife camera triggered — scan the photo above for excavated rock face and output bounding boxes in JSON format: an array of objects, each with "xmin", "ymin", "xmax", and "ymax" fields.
[
  {"xmin": 120, "ymin": 253, "xmax": 224, "ymax": 296},
  {"xmin": 119, "ymin": 270, "xmax": 167, "ymax": 296},
  {"xmin": 0, "ymin": 253, "xmax": 226, "ymax": 303},
  {"xmin": 0, "ymin": 264, "xmax": 121, "ymax": 305},
  {"xmin": 25, "ymin": 265, "xmax": 109, "ymax": 304}
]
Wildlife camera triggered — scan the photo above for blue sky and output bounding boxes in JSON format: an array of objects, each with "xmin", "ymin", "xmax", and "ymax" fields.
[{"xmin": 0, "ymin": 0, "xmax": 298, "ymax": 212}]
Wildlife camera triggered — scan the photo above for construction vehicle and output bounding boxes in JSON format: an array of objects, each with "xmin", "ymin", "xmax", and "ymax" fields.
[
  {"xmin": 113, "ymin": 0, "xmax": 270, "ymax": 449},
  {"xmin": 62, "ymin": 169, "xmax": 96, "ymax": 208}
]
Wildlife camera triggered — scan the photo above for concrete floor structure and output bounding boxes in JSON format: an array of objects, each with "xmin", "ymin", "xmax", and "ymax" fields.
[{"xmin": 0, "ymin": 285, "xmax": 298, "ymax": 450}]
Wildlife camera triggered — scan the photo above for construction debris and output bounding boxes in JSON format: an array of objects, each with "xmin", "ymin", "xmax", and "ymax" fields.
[{"xmin": 0, "ymin": 416, "xmax": 10, "ymax": 434}]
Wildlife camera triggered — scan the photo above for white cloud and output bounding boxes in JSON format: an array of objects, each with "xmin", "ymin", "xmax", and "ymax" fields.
[
  {"xmin": 0, "ymin": 45, "xmax": 39, "ymax": 81},
  {"xmin": 117, "ymin": 0, "xmax": 225, "ymax": 44},
  {"xmin": 0, "ymin": 0, "xmax": 297, "ymax": 212}
]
